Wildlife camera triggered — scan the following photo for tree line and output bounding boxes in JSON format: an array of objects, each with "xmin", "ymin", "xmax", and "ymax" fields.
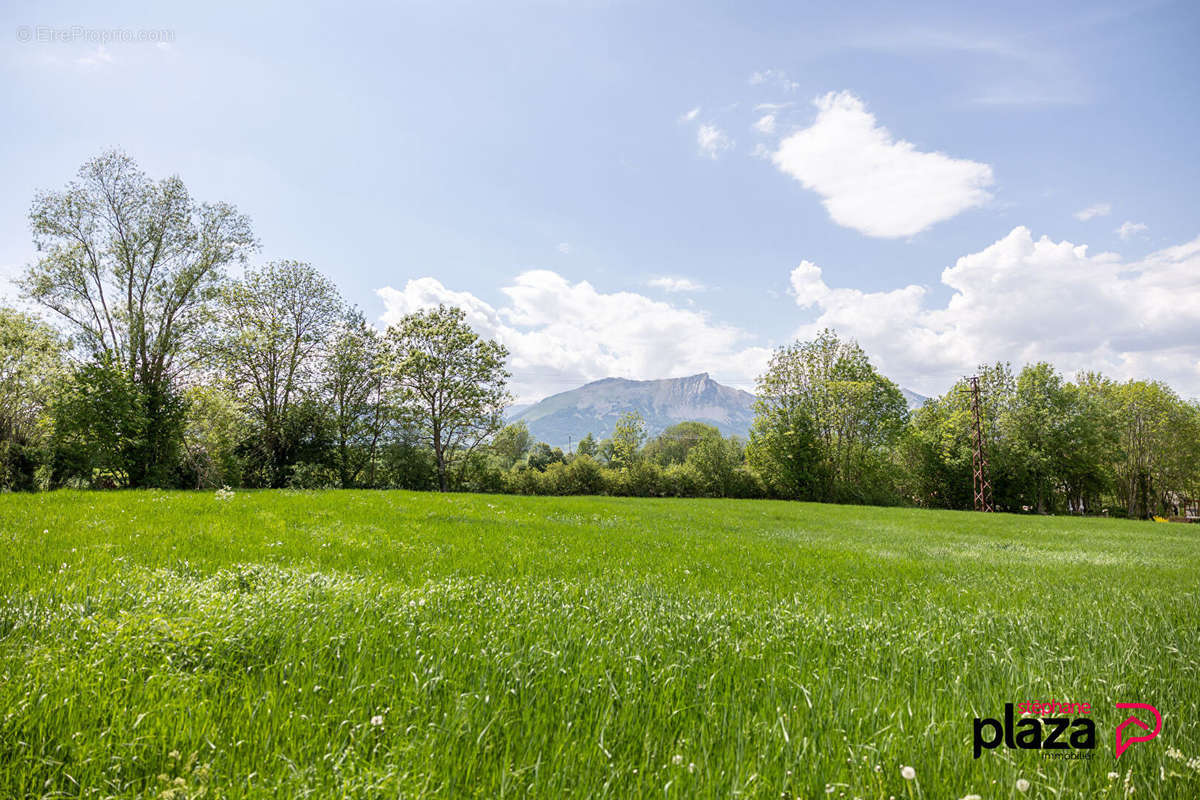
[{"xmin": 3, "ymin": 152, "xmax": 1198, "ymax": 518}]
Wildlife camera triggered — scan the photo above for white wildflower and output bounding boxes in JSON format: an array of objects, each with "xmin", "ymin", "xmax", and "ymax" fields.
[
  {"xmin": 371, "ymin": 714, "xmax": 384, "ymax": 726},
  {"xmin": 900, "ymin": 765, "xmax": 916, "ymax": 780},
  {"xmin": 672, "ymin": 754, "xmax": 683, "ymax": 765},
  {"xmin": 1016, "ymin": 778, "xmax": 1030, "ymax": 792}
]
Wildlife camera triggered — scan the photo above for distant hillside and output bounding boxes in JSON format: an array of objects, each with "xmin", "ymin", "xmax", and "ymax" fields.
[
  {"xmin": 508, "ymin": 375, "xmax": 931, "ymax": 448},
  {"xmin": 901, "ymin": 388, "xmax": 929, "ymax": 409},
  {"xmin": 508, "ymin": 373, "xmax": 756, "ymax": 448}
]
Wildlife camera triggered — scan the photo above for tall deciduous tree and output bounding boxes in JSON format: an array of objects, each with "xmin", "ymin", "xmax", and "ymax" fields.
[
  {"xmin": 609, "ymin": 411, "xmax": 647, "ymax": 469},
  {"xmin": 209, "ymin": 260, "xmax": 342, "ymax": 485},
  {"xmin": 23, "ymin": 150, "xmax": 255, "ymax": 483},
  {"xmin": 323, "ymin": 308, "xmax": 386, "ymax": 488},
  {"xmin": 384, "ymin": 305, "xmax": 510, "ymax": 491},
  {"xmin": 749, "ymin": 330, "xmax": 907, "ymax": 502},
  {"xmin": 491, "ymin": 422, "xmax": 533, "ymax": 469}
]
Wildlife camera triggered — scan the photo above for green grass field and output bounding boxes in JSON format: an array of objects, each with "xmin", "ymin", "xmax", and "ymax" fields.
[{"xmin": 2, "ymin": 490, "xmax": 1198, "ymax": 799}]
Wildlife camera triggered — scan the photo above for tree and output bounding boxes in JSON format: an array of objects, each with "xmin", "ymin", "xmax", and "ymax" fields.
[
  {"xmin": 384, "ymin": 305, "xmax": 510, "ymax": 491},
  {"xmin": 643, "ymin": 421, "xmax": 721, "ymax": 466},
  {"xmin": 609, "ymin": 411, "xmax": 646, "ymax": 469},
  {"xmin": 51, "ymin": 355, "xmax": 186, "ymax": 488},
  {"xmin": 209, "ymin": 260, "xmax": 342, "ymax": 486},
  {"xmin": 685, "ymin": 430, "xmax": 744, "ymax": 497},
  {"xmin": 899, "ymin": 363, "xmax": 1017, "ymax": 510},
  {"xmin": 323, "ymin": 309, "xmax": 385, "ymax": 488},
  {"xmin": 527, "ymin": 441, "xmax": 566, "ymax": 471},
  {"xmin": 178, "ymin": 384, "xmax": 247, "ymax": 489},
  {"xmin": 0, "ymin": 308, "xmax": 67, "ymax": 490},
  {"xmin": 492, "ymin": 422, "xmax": 532, "ymax": 469},
  {"xmin": 576, "ymin": 432, "xmax": 598, "ymax": 458},
  {"xmin": 749, "ymin": 330, "xmax": 907, "ymax": 502},
  {"xmin": 23, "ymin": 150, "xmax": 255, "ymax": 484},
  {"xmin": 746, "ymin": 400, "xmax": 823, "ymax": 500},
  {"xmin": 1107, "ymin": 380, "xmax": 1198, "ymax": 518}
]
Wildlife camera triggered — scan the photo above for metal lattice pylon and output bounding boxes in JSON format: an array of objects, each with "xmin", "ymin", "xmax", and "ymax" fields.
[{"xmin": 967, "ymin": 376, "xmax": 994, "ymax": 512}]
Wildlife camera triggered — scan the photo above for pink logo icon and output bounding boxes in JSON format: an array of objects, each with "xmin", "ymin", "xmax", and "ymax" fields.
[{"xmin": 1115, "ymin": 703, "xmax": 1161, "ymax": 759}]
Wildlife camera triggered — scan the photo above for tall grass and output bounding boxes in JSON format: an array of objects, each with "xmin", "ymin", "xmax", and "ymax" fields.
[{"xmin": 1, "ymin": 490, "xmax": 1198, "ymax": 798}]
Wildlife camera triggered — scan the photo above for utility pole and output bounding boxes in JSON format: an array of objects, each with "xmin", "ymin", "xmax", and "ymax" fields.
[{"xmin": 966, "ymin": 375, "xmax": 994, "ymax": 512}]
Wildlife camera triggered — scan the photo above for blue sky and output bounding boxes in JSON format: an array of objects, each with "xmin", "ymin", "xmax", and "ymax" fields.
[{"xmin": 3, "ymin": 0, "xmax": 1199, "ymax": 401}]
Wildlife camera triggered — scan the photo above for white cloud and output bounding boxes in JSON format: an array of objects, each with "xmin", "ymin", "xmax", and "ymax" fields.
[
  {"xmin": 1074, "ymin": 203, "xmax": 1111, "ymax": 221},
  {"xmin": 679, "ymin": 106, "xmax": 701, "ymax": 123},
  {"xmin": 788, "ymin": 226, "xmax": 1200, "ymax": 396},
  {"xmin": 753, "ymin": 114, "xmax": 776, "ymax": 135},
  {"xmin": 772, "ymin": 91, "xmax": 994, "ymax": 238},
  {"xmin": 696, "ymin": 124, "xmax": 732, "ymax": 159},
  {"xmin": 749, "ymin": 69, "xmax": 799, "ymax": 92},
  {"xmin": 76, "ymin": 45, "xmax": 115, "ymax": 68},
  {"xmin": 648, "ymin": 276, "xmax": 706, "ymax": 292},
  {"xmin": 1116, "ymin": 220, "xmax": 1147, "ymax": 240},
  {"xmin": 378, "ymin": 272, "xmax": 769, "ymax": 401}
]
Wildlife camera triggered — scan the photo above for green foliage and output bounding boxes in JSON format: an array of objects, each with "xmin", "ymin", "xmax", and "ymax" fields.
[
  {"xmin": 384, "ymin": 305, "xmax": 510, "ymax": 491},
  {"xmin": 0, "ymin": 308, "xmax": 66, "ymax": 490},
  {"xmin": 643, "ymin": 421, "xmax": 720, "ymax": 466},
  {"xmin": 50, "ymin": 356, "xmax": 187, "ymax": 488},
  {"xmin": 575, "ymin": 432, "xmax": 598, "ymax": 457},
  {"xmin": 749, "ymin": 330, "xmax": 907, "ymax": 502},
  {"xmin": 684, "ymin": 430, "xmax": 743, "ymax": 497},
  {"xmin": 287, "ymin": 461, "xmax": 341, "ymax": 489},
  {"xmin": 210, "ymin": 260, "xmax": 343, "ymax": 487},
  {"xmin": 491, "ymin": 422, "xmax": 533, "ymax": 469},
  {"xmin": 178, "ymin": 385, "xmax": 247, "ymax": 489},
  {"xmin": 324, "ymin": 309, "xmax": 386, "ymax": 488},
  {"xmin": 23, "ymin": 151, "xmax": 254, "ymax": 484},
  {"xmin": 609, "ymin": 411, "xmax": 647, "ymax": 469},
  {"xmin": 527, "ymin": 441, "xmax": 566, "ymax": 471}
]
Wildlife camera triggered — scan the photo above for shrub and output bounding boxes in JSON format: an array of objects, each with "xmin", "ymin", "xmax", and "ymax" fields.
[{"xmin": 288, "ymin": 462, "xmax": 340, "ymax": 489}]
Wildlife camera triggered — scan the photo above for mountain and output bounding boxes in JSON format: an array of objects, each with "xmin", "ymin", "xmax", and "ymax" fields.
[
  {"xmin": 901, "ymin": 388, "xmax": 929, "ymax": 410},
  {"xmin": 507, "ymin": 375, "xmax": 932, "ymax": 448},
  {"xmin": 508, "ymin": 373, "xmax": 756, "ymax": 448}
]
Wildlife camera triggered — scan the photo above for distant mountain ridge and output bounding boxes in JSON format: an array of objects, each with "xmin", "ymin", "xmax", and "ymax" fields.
[
  {"xmin": 507, "ymin": 375, "xmax": 930, "ymax": 448},
  {"xmin": 508, "ymin": 373, "xmax": 755, "ymax": 449}
]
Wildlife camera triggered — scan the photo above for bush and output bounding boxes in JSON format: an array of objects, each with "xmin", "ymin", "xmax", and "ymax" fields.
[
  {"xmin": 611, "ymin": 461, "xmax": 665, "ymax": 497},
  {"xmin": 661, "ymin": 462, "xmax": 704, "ymax": 497},
  {"xmin": 288, "ymin": 462, "xmax": 340, "ymax": 489}
]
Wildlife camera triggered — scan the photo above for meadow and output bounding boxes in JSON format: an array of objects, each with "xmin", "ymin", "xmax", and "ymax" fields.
[{"xmin": 1, "ymin": 490, "xmax": 1198, "ymax": 799}]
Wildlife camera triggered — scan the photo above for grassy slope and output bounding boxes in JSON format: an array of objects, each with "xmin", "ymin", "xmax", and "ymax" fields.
[{"xmin": 1, "ymin": 490, "xmax": 1198, "ymax": 799}]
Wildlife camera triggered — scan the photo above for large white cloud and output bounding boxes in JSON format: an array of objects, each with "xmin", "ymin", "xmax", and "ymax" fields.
[
  {"xmin": 773, "ymin": 91, "xmax": 994, "ymax": 238},
  {"xmin": 378, "ymin": 271, "xmax": 770, "ymax": 402},
  {"xmin": 790, "ymin": 227, "xmax": 1200, "ymax": 396}
]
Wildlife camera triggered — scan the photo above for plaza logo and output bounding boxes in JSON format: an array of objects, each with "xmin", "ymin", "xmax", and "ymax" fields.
[
  {"xmin": 1115, "ymin": 703, "xmax": 1162, "ymax": 760},
  {"xmin": 973, "ymin": 701, "xmax": 1161, "ymax": 759}
]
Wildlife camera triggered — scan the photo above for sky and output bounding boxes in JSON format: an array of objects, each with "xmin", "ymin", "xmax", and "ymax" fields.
[{"xmin": 2, "ymin": 0, "xmax": 1198, "ymax": 402}]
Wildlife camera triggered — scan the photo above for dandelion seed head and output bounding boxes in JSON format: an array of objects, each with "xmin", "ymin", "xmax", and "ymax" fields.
[
  {"xmin": 901, "ymin": 765, "xmax": 916, "ymax": 780},
  {"xmin": 1016, "ymin": 778, "xmax": 1030, "ymax": 792}
]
